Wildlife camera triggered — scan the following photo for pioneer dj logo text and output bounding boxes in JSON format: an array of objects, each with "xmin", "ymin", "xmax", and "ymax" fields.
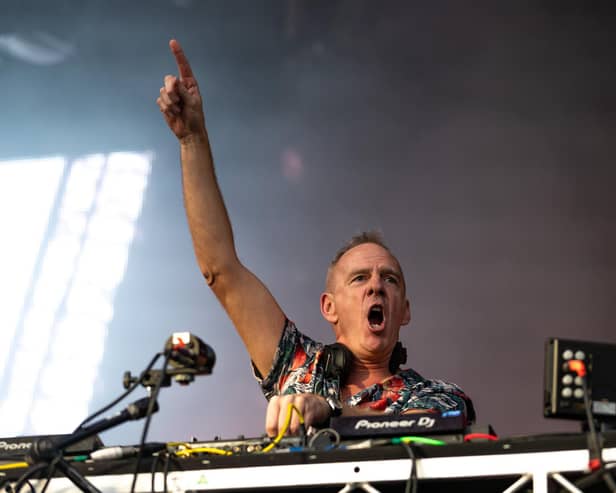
[
  {"xmin": 0, "ymin": 441, "xmax": 32, "ymax": 451},
  {"xmin": 354, "ymin": 416, "xmax": 436, "ymax": 430}
]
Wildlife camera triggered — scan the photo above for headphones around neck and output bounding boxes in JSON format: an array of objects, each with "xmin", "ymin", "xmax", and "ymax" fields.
[{"xmin": 321, "ymin": 341, "xmax": 408, "ymax": 383}]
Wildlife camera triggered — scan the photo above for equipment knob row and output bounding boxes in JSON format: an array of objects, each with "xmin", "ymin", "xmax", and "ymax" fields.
[
  {"xmin": 562, "ymin": 349, "xmax": 585, "ymax": 361},
  {"xmin": 561, "ymin": 375, "xmax": 583, "ymax": 386},
  {"xmin": 561, "ymin": 387, "xmax": 585, "ymax": 399}
]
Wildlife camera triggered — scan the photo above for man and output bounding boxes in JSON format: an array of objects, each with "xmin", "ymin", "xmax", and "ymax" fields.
[{"xmin": 156, "ymin": 39, "xmax": 474, "ymax": 437}]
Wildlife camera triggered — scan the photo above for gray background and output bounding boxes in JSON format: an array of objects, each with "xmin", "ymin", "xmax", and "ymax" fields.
[{"xmin": 1, "ymin": 1, "xmax": 615, "ymax": 445}]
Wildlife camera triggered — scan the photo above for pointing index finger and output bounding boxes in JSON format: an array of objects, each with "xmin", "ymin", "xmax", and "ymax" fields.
[{"xmin": 169, "ymin": 39, "xmax": 194, "ymax": 80}]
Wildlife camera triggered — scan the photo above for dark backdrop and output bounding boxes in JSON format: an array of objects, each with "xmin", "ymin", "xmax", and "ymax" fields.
[{"xmin": 1, "ymin": 1, "xmax": 614, "ymax": 445}]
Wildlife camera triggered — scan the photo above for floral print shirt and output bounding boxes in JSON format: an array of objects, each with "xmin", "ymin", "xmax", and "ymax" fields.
[{"xmin": 255, "ymin": 320, "xmax": 475, "ymax": 422}]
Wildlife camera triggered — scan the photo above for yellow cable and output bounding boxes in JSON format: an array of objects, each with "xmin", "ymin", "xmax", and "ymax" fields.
[
  {"xmin": 170, "ymin": 402, "xmax": 307, "ymax": 457},
  {"xmin": 175, "ymin": 447, "xmax": 232, "ymax": 457},
  {"xmin": 261, "ymin": 402, "xmax": 305, "ymax": 453},
  {"xmin": 170, "ymin": 442, "xmax": 232, "ymax": 457},
  {"xmin": 0, "ymin": 462, "xmax": 29, "ymax": 471}
]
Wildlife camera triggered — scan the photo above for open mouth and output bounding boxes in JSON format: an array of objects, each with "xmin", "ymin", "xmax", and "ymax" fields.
[{"xmin": 368, "ymin": 304, "xmax": 384, "ymax": 329}]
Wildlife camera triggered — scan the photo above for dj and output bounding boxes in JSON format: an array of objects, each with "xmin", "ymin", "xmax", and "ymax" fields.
[{"xmin": 156, "ymin": 40, "xmax": 475, "ymax": 437}]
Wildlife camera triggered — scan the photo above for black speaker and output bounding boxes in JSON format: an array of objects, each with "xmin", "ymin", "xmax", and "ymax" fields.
[{"xmin": 544, "ymin": 337, "xmax": 616, "ymax": 422}]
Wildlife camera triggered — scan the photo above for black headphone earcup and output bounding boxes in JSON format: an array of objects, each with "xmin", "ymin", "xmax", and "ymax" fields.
[
  {"xmin": 388, "ymin": 341, "xmax": 407, "ymax": 373},
  {"xmin": 322, "ymin": 341, "xmax": 407, "ymax": 381},
  {"xmin": 322, "ymin": 342, "xmax": 353, "ymax": 382}
]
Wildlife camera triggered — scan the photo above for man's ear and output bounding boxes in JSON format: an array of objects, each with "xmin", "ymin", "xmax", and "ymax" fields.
[
  {"xmin": 320, "ymin": 292, "xmax": 338, "ymax": 324},
  {"xmin": 401, "ymin": 298, "xmax": 411, "ymax": 326}
]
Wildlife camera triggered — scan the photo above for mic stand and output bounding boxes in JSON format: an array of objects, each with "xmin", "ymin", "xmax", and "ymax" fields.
[
  {"xmin": 22, "ymin": 397, "xmax": 158, "ymax": 493},
  {"xmin": 42, "ymin": 457, "xmax": 101, "ymax": 493}
]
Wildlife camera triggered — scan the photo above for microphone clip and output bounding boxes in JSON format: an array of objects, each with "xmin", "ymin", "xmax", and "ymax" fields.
[{"xmin": 123, "ymin": 332, "xmax": 216, "ymax": 390}]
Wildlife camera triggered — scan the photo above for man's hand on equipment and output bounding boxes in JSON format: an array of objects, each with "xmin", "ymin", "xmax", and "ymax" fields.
[
  {"xmin": 265, "ymin": 394, "xmax": 331, "ymax": 437},
  {"xmin": 157, "ymin": 39, "xmax": 206, "ymax": 140}
]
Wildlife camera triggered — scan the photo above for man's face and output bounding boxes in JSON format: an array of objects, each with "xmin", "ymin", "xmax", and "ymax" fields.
[{"xmin": 321, "ymin": 243, "xmax": 411, "ymax": 365}]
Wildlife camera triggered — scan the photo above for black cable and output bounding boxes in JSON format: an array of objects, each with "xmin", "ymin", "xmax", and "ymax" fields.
[
  {"xmin": 74, "ymin": 352, "xmax": 162, "ymax": 432},
  {"xmin": 149, "ymin": 450, "xmax": 171, "ymax": 493},
  {"xmin": 598, "ymin": 465, "xmax": 616, "ymax": 493},
  {"xmin": 572, "ymin": 463, "xmax": 616, "ymax": 491},
  {"xmin": 581, "ymin": 376, "xmax": 616, "ymax": 492},
  {"xmin": 39, "ymin": 455, "xmax": 61, "ymax": 493},
  {"xmin": 11, "ymin": 463, "xmax": 48, "ymax": 493},
  {"xmin": 130, "ymin": 353, "xmax": 170, "ymax": 493},
  {"xmin": 603, "ymin": 469, "xmax": 616, "ymax": 492},
  {"xmin": 163, "ymin": 452, "xmax": 171, "ymax": 493},
  {"xmin": 150, "ymin": 452, "xmax": 160, "ymax": 493},
  {"xmin": 146, "ymin": 448, "xmax": 174, "ymax": 493},
  {"xmin": 163, "ymin": 453, "xmax": 175, "ymax": 493},
  {"xmin": 307, "ymin": 428, "xmax": 341, "ymax": 449},
  {"xmin": 582, "ymin": 376, "xmax": 602, "ymax": 464},
  {"xmin": 400, "ymin": 442, "xmax": 418, "ymax": 493}
]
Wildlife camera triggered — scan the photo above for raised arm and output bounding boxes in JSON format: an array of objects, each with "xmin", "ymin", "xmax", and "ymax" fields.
[{"xmin": 157, "ymin": 39, "xmax": 285, "ymax": 377}]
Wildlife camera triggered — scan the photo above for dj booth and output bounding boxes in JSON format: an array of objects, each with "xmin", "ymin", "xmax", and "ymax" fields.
[
  {"xmin": 3, "ymin": 431, "xmax": 616, "ymax": 492},
  {"xmin": 4, "ymin": 336, "xmax": 615, "ymax": 492}
]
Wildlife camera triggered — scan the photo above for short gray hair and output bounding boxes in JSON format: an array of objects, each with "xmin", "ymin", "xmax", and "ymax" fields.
[
  {"xmin": 326, "ymin": 231, "xmax": 406, "ymax": 292},
  {"xmin": 329, "ymin": 231, "xmax": 391, "ymax": 267}
]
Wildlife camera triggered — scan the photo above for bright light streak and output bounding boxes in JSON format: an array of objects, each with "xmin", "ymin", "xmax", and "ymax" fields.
[
  {"xmin": 0, "ymin": 157, "xmax": 66, "ymax": 389},
  {"xmin": 0, "ymin": 151, "xmax": 152, "ymax": 437}
]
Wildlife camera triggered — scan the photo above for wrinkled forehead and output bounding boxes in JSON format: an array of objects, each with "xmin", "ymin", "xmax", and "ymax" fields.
[{"xmin": 326, "ymin": 242, "xmax": 406, "ymax": 289}]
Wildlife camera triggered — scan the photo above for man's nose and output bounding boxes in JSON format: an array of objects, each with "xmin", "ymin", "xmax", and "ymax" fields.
[{"xmin": 367, "ymin": 275, "xmax": 385, "ymax": 296}]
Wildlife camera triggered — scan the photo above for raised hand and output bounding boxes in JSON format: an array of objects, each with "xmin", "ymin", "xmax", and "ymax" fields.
[{"xmin": 157, "ymin": 39, "xmax": 206, "ymax": 140}]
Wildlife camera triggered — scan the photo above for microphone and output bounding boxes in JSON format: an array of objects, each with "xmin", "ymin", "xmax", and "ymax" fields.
[
  {"xmin": 165, "ymin": 332, "xmax": 216, "ymax": 381},
  {"xmin": 78, "ymin": 397, "xmax": 158, "ymax": 436},
  {"xmin": 28, "ymin": 398, "xmax": 158, "ymax": 463}
]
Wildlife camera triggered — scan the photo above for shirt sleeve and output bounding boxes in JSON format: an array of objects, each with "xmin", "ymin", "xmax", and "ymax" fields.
[{"xmin": 253, "ymin": 319, "xmax": 324, "ymax": 401}]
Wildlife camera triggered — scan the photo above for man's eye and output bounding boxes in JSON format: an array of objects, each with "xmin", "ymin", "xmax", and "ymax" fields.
[
  {"xmin": 385, "ymin": 276, "xmax": 399, "ymax": 284},
  {"xmin": 352, "ymin": 275, "xmax": 366, "ymax": 282}
]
